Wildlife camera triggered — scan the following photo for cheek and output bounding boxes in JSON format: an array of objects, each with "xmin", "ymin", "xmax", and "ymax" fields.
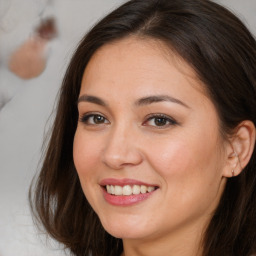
[
  {"xmin": 73, "ymin": 130, "xmax": 105, "ymax": 211},
  {"xmin": 146, "ymin": 139, "xmax": 196, "ymax": 187},
  {"xmin": 73, "ymin": 130, "xmax": 102, "ymax": 184},
  {"xmin": 154, "ymin": 125, "xmax": 221, "ymax": 172},
  {"xmin": 145, "ymin": 131, "xmax": 223, "ymax": 197}
]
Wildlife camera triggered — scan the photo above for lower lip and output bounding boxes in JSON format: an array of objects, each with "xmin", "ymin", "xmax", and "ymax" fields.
[{"xmin": 102, "ymin": 187, "xmax": 156, "ymax": 206}]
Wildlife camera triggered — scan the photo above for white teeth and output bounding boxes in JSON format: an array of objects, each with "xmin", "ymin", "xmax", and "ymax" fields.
[
  {"xmin": 105, "ymin": 184, "xmax": 156, "ymax": 196},
  {"xmin": 147, "ymin": 186, "xmax": 155, "ymax": 192},
  {"xmin": 110, "ymin": 185, "xmax": 115, "ymax": 194},
  {"xmin": 132, "ymin": 185, "xmax": 141, "ymax": 195},
  {"xmin": 140, "ymin": 185, "xmax": 147, "ymax": 194},
  {"xmin": 123, "ymin": 185, "xmax": 133, "ymax": 196},
  {"xmin": 114, "ymin": 185, "xmax": 123, "ymax": 196}
]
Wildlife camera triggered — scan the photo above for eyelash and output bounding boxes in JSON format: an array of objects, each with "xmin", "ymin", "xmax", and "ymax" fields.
[
  {"xmin": 79, "ymin": 113, "xmax": 109, "ymax": 125},
  {"xmin": 143, "ymin": 114, "xmax": 178, "ymax": 128},
  {"xmin": 79, "ymin": 113, "xmax": 178, "ymax": 128}
]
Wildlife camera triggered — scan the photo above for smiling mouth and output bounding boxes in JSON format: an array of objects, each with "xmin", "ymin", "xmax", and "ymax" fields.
[{"xmin": 104, "ymin": 184, "xmax": 158, "ymax": 196}]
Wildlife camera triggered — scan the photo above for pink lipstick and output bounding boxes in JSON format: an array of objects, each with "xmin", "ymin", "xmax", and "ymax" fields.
[{"xmin": 100, "ymin": 178, "xmax": 158, "ymax": 206}]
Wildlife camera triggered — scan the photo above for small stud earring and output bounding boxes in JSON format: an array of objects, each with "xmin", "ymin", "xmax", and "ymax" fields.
[{"xmin": 231, "ymin": 151, "xmax": 239, "ymax": 177}]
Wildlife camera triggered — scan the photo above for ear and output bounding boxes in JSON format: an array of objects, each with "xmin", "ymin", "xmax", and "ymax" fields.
[{"xmin": 222, "ymin": 120, "xmax": 256, "ymax": 178}]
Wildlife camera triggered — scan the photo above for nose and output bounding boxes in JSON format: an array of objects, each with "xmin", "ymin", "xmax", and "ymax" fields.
[{"xmin": 101, "ymin": 124, "xmax": 143, "ymax": 170}]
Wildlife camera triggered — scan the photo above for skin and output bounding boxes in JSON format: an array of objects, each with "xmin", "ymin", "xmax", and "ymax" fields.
[{"xmin": 73, "ymin": 37, "xmax": 231, "ymax": 256}]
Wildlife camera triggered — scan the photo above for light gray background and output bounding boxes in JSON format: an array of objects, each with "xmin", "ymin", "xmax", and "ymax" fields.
[{"xmin": 0, "ymin": 0, "xmax": 255, "ymax": 255}]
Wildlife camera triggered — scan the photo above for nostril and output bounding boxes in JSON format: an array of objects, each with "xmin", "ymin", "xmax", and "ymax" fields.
[{"xmin": 101, "ymin": 149, "xmax": 143, "ymax": 170}]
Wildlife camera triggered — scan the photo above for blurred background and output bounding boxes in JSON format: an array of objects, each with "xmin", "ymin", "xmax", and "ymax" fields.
[{"xmin": 0, "ymin": 0, "xmax": 255, "ymax": 255}]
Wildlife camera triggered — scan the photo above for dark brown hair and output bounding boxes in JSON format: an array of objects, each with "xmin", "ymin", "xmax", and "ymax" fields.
[{"xmin": 29, "ymin": 0, "xmax": 256, "ymax": 255}]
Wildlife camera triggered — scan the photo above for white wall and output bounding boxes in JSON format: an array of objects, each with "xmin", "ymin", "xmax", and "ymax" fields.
[{"xmin": 0, "ymin": 0, "xmax": 255, "ymax": 255}]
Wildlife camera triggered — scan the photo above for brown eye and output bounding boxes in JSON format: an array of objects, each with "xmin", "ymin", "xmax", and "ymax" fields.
[
  {"xmin": 143, "ymin": 114, "xmax": 177, "ymax": 128},
  {"xmin": 80, "ymin": 114, "xmax": 109, "ymax": 125},
  {"xmin": 93, "ymin": 115, "xmax": 106, "ymax": 124},
  {"xmin": 154, "ymin": 117, "xmax": 168, "ymax": 126}
]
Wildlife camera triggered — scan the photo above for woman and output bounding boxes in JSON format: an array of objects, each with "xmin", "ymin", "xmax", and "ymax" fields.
[{"xmin": 29, "ymin": 0, "xmax": 256, "ymax": 255}]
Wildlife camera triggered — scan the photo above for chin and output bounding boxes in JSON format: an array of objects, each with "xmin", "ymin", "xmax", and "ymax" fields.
[
  {"xmin": 100, "ymin": 216, "xmax": 150, "ymax": 239},
  {"xmin": 106, "ymin": 228, "xmax": 146, "ymax": 240}
]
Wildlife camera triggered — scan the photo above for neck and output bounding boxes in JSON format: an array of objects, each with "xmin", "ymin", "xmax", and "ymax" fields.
[{"xmin": 121, "ymin": 220, "xmax": 206, "ymax": 256}]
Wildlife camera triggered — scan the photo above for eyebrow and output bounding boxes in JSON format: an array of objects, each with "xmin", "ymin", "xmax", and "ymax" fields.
[
  {"xmin": 135, "ymin": 95, "xmax": 190, "ymax": 108},
  {"xmin": 77, "ymin": 95, "xmax": 107, "ymax": 106},
  {"xmin": 77, "ymin": 94, "xmax": 189, "ymax": 109}
]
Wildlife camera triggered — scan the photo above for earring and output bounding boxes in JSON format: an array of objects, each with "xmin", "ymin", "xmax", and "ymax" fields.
[{"xmin": 231, "ymin": 151, "xmax": 238, "ymax": 177}]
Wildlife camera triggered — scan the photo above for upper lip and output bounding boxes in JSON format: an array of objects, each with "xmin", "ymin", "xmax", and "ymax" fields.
[{"xmin": 99, "ymin": 178, "xmax": 158, "ymax": 187}]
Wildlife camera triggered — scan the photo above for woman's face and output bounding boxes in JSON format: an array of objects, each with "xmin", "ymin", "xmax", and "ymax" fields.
[{"xmin": 73, "ymin": 37, "xmax": 228, "ymax": 241}]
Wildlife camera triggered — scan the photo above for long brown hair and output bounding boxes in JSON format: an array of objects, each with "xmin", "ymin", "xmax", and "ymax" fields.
[{"xmin": 29, "ymin": 0, "xmax": 256, "ymax": 255}]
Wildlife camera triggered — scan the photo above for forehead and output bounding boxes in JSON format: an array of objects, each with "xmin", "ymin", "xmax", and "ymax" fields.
[{"xmin": 80, "ymin": 36, "xmax": 208, "ymax": 103}]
